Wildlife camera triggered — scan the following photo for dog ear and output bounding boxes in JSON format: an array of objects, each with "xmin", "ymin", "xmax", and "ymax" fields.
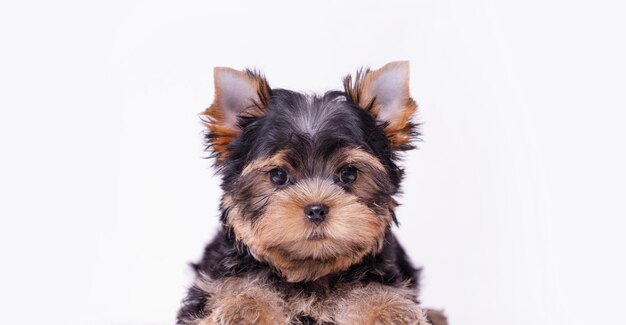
[
  {"xmin": 202, "ymin": 67, "xmax": 271, "ymax": 159},
  {"xmin": 343, "ymin": 61, "xmax": 418, "ymax": 150}
]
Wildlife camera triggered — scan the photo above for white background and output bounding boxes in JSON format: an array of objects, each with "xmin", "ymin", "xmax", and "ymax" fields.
[{"xmin": 1, "ymin": 1, "xmax": 625, "ymax": 324}]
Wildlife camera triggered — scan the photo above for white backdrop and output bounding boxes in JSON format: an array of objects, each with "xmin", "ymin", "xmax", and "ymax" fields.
[{"xmin": 1, "ymin": 1, "xmax": 625, "ymax": 324}]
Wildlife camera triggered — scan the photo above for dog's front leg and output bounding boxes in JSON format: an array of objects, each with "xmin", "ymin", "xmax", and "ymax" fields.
[
  {"xmin": 209, "ymin": 290, "xmax": 287, "ymax": 325},
  {"xmin": 183, "ymin": 275, "xmax": 290, "ymax": 325},
  {"xmin": 333, "ymin": 283, "xmax": 431, "ymax": 325}
]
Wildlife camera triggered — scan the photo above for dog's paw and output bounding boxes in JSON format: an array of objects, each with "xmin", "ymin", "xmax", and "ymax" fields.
[
  {"xmin": 364, "ymin": 299, "xmax": 430, "ymax": 325},
  {"xmin": 210, "ymin": 293, "xmax": 287, "ymax": 325},
  {"xmin": 335, "ymin": 291, "xmax": 430, "ymax": 325},
  {"xmin": 333, "ymin": 283, "xmax": 431, "ymax": 325},
  {"xmin": 425, "ymin": 309, "xmax": 448, "ymax": 325}
]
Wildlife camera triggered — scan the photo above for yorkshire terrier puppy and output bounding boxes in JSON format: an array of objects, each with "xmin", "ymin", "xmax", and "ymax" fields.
[{"xmin": 177, "ymin": 61, "xmax": 447, "ymax": 325}]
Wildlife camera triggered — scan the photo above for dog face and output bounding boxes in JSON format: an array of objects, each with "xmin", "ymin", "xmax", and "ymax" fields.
[{"xmin": 203, "ymin": 62, "xmax": 418, "ymax": 282}]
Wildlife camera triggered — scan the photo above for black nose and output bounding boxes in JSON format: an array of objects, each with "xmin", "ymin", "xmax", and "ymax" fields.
[{"xmin": 304, "ymin": 204, "xmax": 329, "ymax": 225}]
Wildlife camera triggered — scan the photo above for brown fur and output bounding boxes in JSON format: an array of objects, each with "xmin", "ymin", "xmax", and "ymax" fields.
[
  {"xmin": 201, "ymin": 68, "xmax": 271, "ymax": 160},
  {"xmin": 190, "ymin": 272, "xmax": 431, "ymax": 325},
  {"xmin": 333, "ymin": 283, "xmax": 429, "ymax": 325},
  {"xmin": 224, "ymin": 148, "xmax": 394, "ymax": 282},
  {"xmin": 343, "ymin": 61, "xmax": 417, "ymax": 150},
  {"xmin": 184, "ymin": 63, "xmax": 440, "ymax": 325},
  {"xmin": 194, "ymin": 274, "xmax": 289, "ymax": 325},
  {"xmin": 425, "ymin": 309, "xmax": 448, "ymax": 325}
]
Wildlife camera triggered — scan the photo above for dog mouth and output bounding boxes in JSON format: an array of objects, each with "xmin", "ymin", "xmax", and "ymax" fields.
[{"xmin": 307, "ymin": 231, "xmax": 327, "ymax": 241}]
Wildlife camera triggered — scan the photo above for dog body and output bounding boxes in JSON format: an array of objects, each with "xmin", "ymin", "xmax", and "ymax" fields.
[{"xmin": 177, "ymin": 62, "xmax": 442, "ymax": 325}]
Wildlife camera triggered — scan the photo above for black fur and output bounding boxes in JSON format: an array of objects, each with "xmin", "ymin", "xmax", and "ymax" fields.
[
  {"xmin": 178, "ymin": 227, "xmax": 421, "ymax": 323},
  {"xmin": 178, "ymin": 86, "xmax": 420, "ymax": 324}
]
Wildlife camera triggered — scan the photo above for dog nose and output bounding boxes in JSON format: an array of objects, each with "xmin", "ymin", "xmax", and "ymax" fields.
[{"xmin": 304, "ymin": 204, "xmax": 329, "ymax": 225}]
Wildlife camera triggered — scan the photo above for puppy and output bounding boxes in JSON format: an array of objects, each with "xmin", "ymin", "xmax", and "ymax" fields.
[{"xmin": 177, "ymin": 61, "xmax": 447, "ymax": 325}]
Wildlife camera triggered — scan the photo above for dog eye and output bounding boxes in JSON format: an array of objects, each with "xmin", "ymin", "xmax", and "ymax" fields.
[
  {"xmin": 338, "ymin": 165, "xmax": 358, "ymax": 184},
  {"xmin": 269, "ymin": 168, "xmax": 288, "ymax": 185}
]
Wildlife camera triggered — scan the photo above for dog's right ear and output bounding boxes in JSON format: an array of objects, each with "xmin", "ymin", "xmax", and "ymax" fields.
[{"xmin": 202, "ymin": 67, "xmax": 271, "ymax": 160}]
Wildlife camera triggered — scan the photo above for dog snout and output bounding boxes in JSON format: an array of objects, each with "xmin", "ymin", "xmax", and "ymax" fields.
[{"xmin": 304, "ymin": 204, "xmax": 329, "ymax": 225}]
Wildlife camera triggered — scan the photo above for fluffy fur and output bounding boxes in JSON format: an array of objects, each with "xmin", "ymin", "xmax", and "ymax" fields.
[{"xmin": 178, "ymin": 61, "xmax": 447, "ymax": 325}]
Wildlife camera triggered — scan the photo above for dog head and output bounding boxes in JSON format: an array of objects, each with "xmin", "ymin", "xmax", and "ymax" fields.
[{"xmin": 203, "ymin": 62, "xmax": 418, "ymax": 282}]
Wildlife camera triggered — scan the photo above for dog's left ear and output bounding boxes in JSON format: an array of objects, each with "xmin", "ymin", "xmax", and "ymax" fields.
[
  {"xmin": 202, "ymin": 67, "xmax": 271, "ymax": 160},
  {"xmin": 344, "ymin": 61, "xmax": 418, "ymax": 150}
]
